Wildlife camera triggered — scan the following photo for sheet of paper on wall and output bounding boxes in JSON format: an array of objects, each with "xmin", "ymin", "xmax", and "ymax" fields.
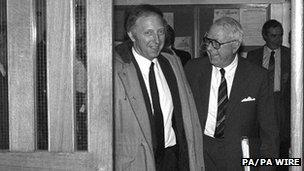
[
  {"xmin": 240, "ymin": 8, "xmax": 267, "ymax": 46},
  {"xmin": 175, "ymin": 36, "xmax": 192, "ymax": 56},
  {"xmin": 213, "ymin": 9, "xmax": 240, "ymax": 23},
  {"xmin": 163, "ymin": 12, "xmax": 174, "ymax": 28}
]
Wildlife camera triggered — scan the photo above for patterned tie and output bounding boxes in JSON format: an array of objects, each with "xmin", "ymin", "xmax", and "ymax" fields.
[
  {"xmin": 149, "ymin": 62, "xmax": 165, "ymax": 159},
  {"xmin": 214, "ymin": 68, "xmax": 228, "ymax": 138}
]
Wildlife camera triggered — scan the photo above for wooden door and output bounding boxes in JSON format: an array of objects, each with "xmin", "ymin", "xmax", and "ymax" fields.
[{"xmin": 0, "ymin": 0, "xmax": 113, "ymax": 170}]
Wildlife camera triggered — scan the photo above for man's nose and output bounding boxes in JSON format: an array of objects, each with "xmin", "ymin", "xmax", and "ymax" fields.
[
  {"xmin": 274, "ymin": 36, "xmax": 282, "ymax": 42},
  {"xmin": 274, "ymin": 34, "xmax": 282, "ymax": 39},
  {"xmin": 153, "ymin": 34, "xmax": 160, "ymax": 44},
  {"xmin": 206, "ymin": 42, "xmax": 213, "ymax": 51}
]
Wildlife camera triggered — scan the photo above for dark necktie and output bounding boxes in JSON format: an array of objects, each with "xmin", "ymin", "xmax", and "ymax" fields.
[
  {"xmin": 149, "ymin": 62, "xmax": 165, "ymax": 158},
  {"xmin": 268, "ymin": 51, "xmax": 275, "ymax": 91},
  {"xmin": 214, "ymin": 68, "xmax": 228, "ymax": 138},
  {"xmin": 268, "ymin": 51, "xmax": 275, "ymax": 70}
]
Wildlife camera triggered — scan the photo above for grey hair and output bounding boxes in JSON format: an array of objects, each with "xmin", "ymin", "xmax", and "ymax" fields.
[{"xmin": 213, "ymin": 17, "xmax": 244, "ymax": 43}]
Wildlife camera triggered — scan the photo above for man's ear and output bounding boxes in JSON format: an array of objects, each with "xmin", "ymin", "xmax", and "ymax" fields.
[
  {"xmin": 232, "ymin": 41, "xmax": 241, "ymax": 54},
  {"xmin": 262, "ymin": 32, "xmax": 267, "ymax": 41},
  {"xmin": 127, "ymin": 31, "xmax": 135, "ymax": 42}
]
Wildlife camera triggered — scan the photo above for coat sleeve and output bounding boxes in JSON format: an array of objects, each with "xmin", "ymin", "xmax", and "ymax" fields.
[{"xmin": 162, "ymin": 53, "xmax": 205, "ymax": 171}]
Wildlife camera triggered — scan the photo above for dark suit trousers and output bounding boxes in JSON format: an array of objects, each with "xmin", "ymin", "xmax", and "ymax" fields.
[
  {"xmin": 156, "ymin": 145, "xmax": 178, "ymax": 171},
  {"xmin": 203, "ymin": 135, "xmax": 227, "ymax": 171},
  {"xmin": 274, "ymin": 92, "xmax": 290, "ymax": 171}
]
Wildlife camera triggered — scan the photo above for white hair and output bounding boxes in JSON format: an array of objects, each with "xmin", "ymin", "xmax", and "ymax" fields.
[{"xmin": 213, "ymin": 17, "xmax": 244, "ymax": 43}]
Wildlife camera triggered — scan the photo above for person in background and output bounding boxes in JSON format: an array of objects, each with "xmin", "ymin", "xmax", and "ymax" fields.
[
  {"xmin": 0, "ymin": 31, "xmax": 6, "ymax": 77},
  {"xmin": 162, "ymin": 24, "xmax": 192, "ymax": 66},
  {"xmin": 75, "ymin": 57, "xmax": 87, "ymax": 113},
  {"xmin": 114, "ymin": 4, "xmax": 204, "ymax": 171},
  {"xmin": 185, "ymin": 17, "xmax": 279, "ymax": 171},
  {"xmin": 0, "ymin": 62, "xmax": 5, "ymax": 78},
  {"xmin": 75, "ymin": 34, "xmax": 87, "ymax": 113},
  {"xmin": 0, "ymin": 25, "xmax": 8, "ymax": 149},
  {"xmin": 247, "ymin": 20, "xmax": 290, "ymax": 171}
]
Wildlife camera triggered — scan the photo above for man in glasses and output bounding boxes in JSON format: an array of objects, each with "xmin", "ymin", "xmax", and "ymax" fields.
[
  {"xmin": 185, "ymin": 17, "xmax": 279, "ymax": 171},
  {"xmin": 247, "ymin": 20, "xmax": 290, "ymax": 171}
]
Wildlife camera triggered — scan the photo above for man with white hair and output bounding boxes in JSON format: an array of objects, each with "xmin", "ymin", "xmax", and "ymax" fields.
[{"xmin": 185, "ymin": 17, "xmax": 279, "ymax": 171}]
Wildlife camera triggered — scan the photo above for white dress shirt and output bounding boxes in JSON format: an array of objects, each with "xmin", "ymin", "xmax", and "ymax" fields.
[
  {"xmin": 204, "ymin": 55, "xmax": 238, "ymax": 138},
  {"xmin": 132, "ymin": 48, "xmax": 176, "ymax": 148},
  {"xmin": 262, "ymin": 46, "xmax": 281, "ymax": 92}
]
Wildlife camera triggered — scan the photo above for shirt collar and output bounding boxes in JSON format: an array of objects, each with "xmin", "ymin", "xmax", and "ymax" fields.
[
  {"xmin": 264, "ymin": 45, "xmax": 280, "ymax": 54},
  {"xmin": 132, "ymin": 47, "xmax": 158, "ymax": 73},
  {"xmin": 215, "ymin": 54, "xmax": 238, "ymax": 75}
]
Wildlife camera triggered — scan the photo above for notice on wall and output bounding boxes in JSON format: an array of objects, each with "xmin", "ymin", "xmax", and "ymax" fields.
[
  {"xmin": 213, "ymin": 9, "xmax": 240, "ymax": 22},
  {"xmin": 240, "ymin": 8, "xmax": 267, "ymax": 46},
  {"xmin": 163, "ymin": 12, "xmax": 174, "ymax": 28},
  {"xmin": 175, "ymin": 36, "xmax": 192, "ymax": 56}
]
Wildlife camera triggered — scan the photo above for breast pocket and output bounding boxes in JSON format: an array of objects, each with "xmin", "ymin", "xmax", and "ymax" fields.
[
  {"xmin": 239, "ymin": 100, "xmax": 256, "ymax": 110},
  {"xmin": 239, "ymin": 101, "xmax": 258, "ymax": 134}
]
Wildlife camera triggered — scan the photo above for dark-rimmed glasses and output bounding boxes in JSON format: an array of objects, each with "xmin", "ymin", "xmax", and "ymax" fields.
[{"xmin": 202, "ymin": 34, "xmax": 238, "ymax": 50}]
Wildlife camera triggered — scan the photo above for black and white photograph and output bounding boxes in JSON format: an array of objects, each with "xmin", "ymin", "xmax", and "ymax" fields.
[{"xmin": 0, "ymin": 0, "xmax": 302, "ymax": 171}]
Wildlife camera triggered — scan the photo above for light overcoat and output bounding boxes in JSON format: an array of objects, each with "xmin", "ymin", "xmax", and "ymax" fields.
[{"xmin": 114, "ymin": 42, "xmax": 205, "ymax": 171}]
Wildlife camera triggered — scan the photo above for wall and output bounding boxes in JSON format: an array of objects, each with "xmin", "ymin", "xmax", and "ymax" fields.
[
  {"xmin": 114, "ymin": 0, "xmax": 285, "ymax": 5},
  {"xmin": 114, "ymin": 0, "xmax": 290, "ymax": 58},
  {"xmin": 271, "ymin": 1, "xmax": 291, "ymax": 47}
]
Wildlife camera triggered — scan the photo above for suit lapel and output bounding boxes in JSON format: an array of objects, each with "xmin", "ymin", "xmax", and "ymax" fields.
[
  {"xmin": 198, "ymin": 63, "xmax": 212, "ymax": 128},
  {"xmin": 280, "ymin": 47, "xmax": 291, "ymax": 92},
  {"xmin": 280, "ymin": 47, "xmax": 291, "ymax": 73},
  {"xmin": 118, "ymin": 63, "xmax": 153, "ymax": 152},
  {"xmin": 226, "ymin": 57, "xmax": 250, "ymax": 118},
  {"xmin": 257, "ymin": 47, "xmax": 264, "ymax": 65}
]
